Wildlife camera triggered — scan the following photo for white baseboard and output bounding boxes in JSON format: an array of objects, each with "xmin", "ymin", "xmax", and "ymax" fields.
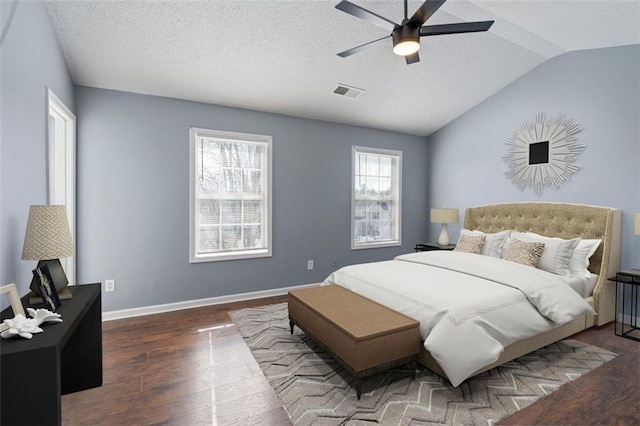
[{"xmin": 102, "ymin": 282, "xmax": 321, "ymax": 321}]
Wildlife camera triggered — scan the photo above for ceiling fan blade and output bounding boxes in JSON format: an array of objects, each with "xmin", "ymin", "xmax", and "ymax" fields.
[
  {"xmin": 407, "ymin": 0, "xmax": 446, "ymax": 27},
  {"xmin": 405, "ymin": 52, "xmax": 420, "ymax": 65},
  {"xmin": 335, "ymin": 0, "xmax": 398, "ymax": 31},
  {"xmin": 419, "ymin": 21, "xmax": 494, "ymax": 37},
  {"xmin": 337, "ymin": 35, "xmax": 391, "ymax": 58}
]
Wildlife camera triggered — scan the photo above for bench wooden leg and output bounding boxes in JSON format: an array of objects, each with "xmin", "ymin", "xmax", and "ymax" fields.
[{"xmin": 355, "ymin": 378, "xmax": 364, "ymax": 400}]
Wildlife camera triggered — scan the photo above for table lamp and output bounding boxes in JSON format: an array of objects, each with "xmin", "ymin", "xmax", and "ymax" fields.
[
  {"xmin": 22, "ymin": 205, "xmax": 74, "ymax": 300},
  {"xmin": 430, "ymin": 208, "xmax": 459, "ymax": 246}
]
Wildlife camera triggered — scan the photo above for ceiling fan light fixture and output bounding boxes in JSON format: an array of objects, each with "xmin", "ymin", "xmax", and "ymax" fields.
[
  {"xmin": 392, "ymin": 26, "xmax": 420, "ymax": 56},
  {"xmin": 393, "ymin": 39, "xmax": 420, "ymax": 56}
]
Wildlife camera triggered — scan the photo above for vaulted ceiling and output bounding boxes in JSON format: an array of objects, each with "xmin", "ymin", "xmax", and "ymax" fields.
[{"xmin": 45, "ymin": 0, "xmax": 640, "ymax": 137}]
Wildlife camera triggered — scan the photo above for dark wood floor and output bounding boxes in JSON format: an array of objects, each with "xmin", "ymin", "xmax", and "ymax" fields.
[{"xmin": 62, "ymin": 296, "xmax": 639, "ymax": 425}]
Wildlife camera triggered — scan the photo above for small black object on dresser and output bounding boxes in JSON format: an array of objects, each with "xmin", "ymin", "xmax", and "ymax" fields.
[
  {"xmin": 414, "ymin": 243, "xmax": 456, "ymax": 252},
  {"xmin": 611, "ymin": 270, "xmax": 640, "ymax": 342}
]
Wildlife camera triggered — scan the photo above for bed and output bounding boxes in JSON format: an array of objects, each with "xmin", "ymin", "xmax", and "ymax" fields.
[{"xmin": 323, "ymin": 202, "xmax": 621, "ymax": 386}]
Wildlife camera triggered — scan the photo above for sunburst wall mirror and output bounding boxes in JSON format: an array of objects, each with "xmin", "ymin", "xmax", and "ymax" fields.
[{"xmin": 503, "ymin": 112, "xmax": 584, "ymax": 196}]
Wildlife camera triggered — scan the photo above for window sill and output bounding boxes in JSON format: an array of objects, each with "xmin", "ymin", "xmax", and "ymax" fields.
[
  {"xmin": 190, "ymin": 249, "xmax": 271, "ymax": 263},
  {"xmin": 351, "ymin": 241, "xmax": 401, "ymax": 250}
]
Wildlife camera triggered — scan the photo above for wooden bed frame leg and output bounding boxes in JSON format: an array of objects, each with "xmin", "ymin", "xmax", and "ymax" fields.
[{"xmin": 289, "ymin": 319, "xmax": 294, "ymax": 334}]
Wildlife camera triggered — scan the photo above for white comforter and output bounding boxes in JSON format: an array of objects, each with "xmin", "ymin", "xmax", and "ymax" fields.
[{"xmin": 322, "ymin": 251, "xmax": 594, "ymax": 386}]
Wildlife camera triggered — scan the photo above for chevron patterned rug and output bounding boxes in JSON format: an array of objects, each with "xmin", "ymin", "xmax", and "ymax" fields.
[{"xmin": 229, "ymin": 303, "xmax": 616, "ymax": 425}]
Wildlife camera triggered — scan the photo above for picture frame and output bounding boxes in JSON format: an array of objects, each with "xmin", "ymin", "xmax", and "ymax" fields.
[
  {"xmin": 33, "ymin": 266, "xmax": 62, "ymax": 312},
  {"xmin": 0, "ymin": 283, "xmax": 26, "ymax": 333}
]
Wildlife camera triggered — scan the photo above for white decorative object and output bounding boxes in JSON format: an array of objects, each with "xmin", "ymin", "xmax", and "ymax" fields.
[
  {"xmin": 1, "ymin": 308, "xmax": 63, "ymax": 340},
  {"xmin": 0, "ymin": 283, "xmax": 25, "ymax": 334},
  {"xmin": 27, "ymin": 308, "xmax": 63, "ymax": 325},
  {"xmin": 503, "ymin": 112, "xmax": 584, "ymax": 196}
]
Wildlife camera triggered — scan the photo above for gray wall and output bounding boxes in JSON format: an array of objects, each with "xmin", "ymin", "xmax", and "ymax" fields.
[
  {"xmin": 428, "ymin": 45, "xmax": 640, "ymax": 270},
  {"xmin": 1, "ymin": 0, "xmax": 75, "ymax": 301},
  {"xmin": 75, "ymin": 87, "xmax": 430, "ymax": 311}
]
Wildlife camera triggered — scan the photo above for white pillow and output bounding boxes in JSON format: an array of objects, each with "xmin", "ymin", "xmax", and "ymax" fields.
[
  {"xmin": 558, "ymin": 273, "xmax": 598, "ymax": 298},
  {"xmin": 503, "ymin": 231, "xmax": 580, "ymax": 276},
  {"xmin": 460, "ymin": 229, "xmax": 510, "ymax": 257},
  {"xmin": 568, "ymin": 239, "xmax": 602, "ymax": 278}
]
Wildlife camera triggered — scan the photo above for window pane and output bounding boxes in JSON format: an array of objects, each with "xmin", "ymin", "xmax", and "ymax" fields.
[
  {"xmin": 222, "ymin": 169, "xmax": 242, "ymax": 193},
  {"xmin": 380, "ymin": 177, "xmax": 391, "ymax": 196},
  {"xmin": 199, "ymin": 226, "xmax": 220, "ymax": 252},
  {"xmin": 355, "ymin": 176, "xmax": 365, "ymax": 195},
  {"xmin": 376, "ymin": 201, "xmax": 388, "ymax": 219},
  {"xmin": 380, "ymin": 157, "xmax": 392, "ymax": 177},
  {"xmin": 366, "ymin": 177, "xmax": 379, "ymax": 195},
  {"xmin": 354, "ymin": 200, "xmax": 366, "ymax": 220},
  {"xmin": 243, "ymin": 225, "xmax": 262, "ymax": 248},
  {"xmin": 243, "ymin": 170, "xmax": 261, "ymax": 194},
  {"xmin": 221, "ymin": 225, "xmax": 242, "ymax": 250},
  {"xmin": 243, "ymin": 200, "xmax": 262, "ymax": 223},
  {"xmin": 366, "ymin": 155, "xmax": 379, "ymax": 176},
  {"xmin": 221, "ymin": 200, "xmax": 241, "ymax": 224},
  {"xmin": 378, "ymin": 220, "xmax": 393, "ymax": 239},
  {"xmin": 221, "ymin": 143, "xmax": 241, "ymax": 168},
  {"xmin": 240, "ymin": 144, "xmax": 263, "ymax": 169},
  {"xmin": 199, "ymin": 200, "xmax": 220, "ymax": 225}
]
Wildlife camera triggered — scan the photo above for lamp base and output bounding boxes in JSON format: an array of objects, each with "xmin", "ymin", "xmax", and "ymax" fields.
[
  {"xmin": 29, "ymin": 259, "xmax": 72, "ymax": 301},
  {"xmin": 438, "ymin": 224, "xmax": 451, "ymax": 246}
]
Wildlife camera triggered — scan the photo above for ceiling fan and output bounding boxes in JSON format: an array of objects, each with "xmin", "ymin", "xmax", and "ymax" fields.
[{"xmin": 336, "ymin": 0, "xmax": 494, "ymax": 65}]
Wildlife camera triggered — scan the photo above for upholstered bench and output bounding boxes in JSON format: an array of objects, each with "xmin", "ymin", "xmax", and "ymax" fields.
[{"xmin": 288, "ymin": 285, "xmax": 421, "ymax": 399}]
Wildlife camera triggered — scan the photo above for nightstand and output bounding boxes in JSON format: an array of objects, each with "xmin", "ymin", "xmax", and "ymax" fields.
[
  {"xmin": 414, "ymin": 243, "xmax": 456, "ymax": 252},
  {"xmin": 610, "ymin": 270, "xmax": 640, "ymax": 341}
]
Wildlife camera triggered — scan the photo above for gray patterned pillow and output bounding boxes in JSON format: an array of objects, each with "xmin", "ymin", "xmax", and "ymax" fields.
[
  {"xmin": 504, "ymin": 239, "xmax": 545, "ymax": 267},
  {"xmin": 454, "ymin": 234, "xmax": 485, "ymax": 254}
]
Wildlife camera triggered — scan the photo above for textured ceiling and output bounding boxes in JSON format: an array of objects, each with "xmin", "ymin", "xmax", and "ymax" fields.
[{"xmin": 44, "ymin": 0, "xmax": 640, "ymax": 137}]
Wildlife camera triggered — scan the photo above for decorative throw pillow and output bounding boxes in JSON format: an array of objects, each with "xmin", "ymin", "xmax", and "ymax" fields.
[
  {"xmin": 504, "ymin": 239, "xmax": 545, "ymax": 267},
  {"xmin": 504, "ymin": 231, "xmax": 581, "ymax": 276},
  {"xmin": 454, "ymin": 234, "xmax": 485, "ymax": 254},
  {"xmin": 460, "ymin": 229, "xmax": 510, "ymax": 257}
]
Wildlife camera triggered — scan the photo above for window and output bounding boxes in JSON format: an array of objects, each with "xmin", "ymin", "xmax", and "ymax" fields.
[
  {"xmin": 189, "ymin": 128, "xmax": 272, "ymax": 262},
  {"xmin": 352, "ymin": 145, "xmax": 402, "ymax": 249},
  {"xmin": 47, "ymin": 89, "xmax": 76, "ymax": 284}
]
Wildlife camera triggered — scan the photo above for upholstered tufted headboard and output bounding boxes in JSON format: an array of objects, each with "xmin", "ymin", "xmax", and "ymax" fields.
[{"xmin": 464, "ymin": 202, "xmax": 621, "ymax": 325}]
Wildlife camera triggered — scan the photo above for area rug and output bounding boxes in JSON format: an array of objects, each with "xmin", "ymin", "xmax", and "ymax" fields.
[{"xmin": 229, "ymin": 303, "xmax": 616, "ymax": 425}]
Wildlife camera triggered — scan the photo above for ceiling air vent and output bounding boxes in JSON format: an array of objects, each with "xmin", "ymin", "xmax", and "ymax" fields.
[{"xmin": 333, "ymin": 84, "xmax": 364, "ymax": 99}]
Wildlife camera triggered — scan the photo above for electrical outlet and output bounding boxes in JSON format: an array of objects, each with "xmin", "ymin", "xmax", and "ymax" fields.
[
  {"xmin": 105, "ymin": 279, "xmax": 115, "ymax": 292},
  {"xmin": 307, "ymin": 260, "xmax": 314, "ymax": 270}
]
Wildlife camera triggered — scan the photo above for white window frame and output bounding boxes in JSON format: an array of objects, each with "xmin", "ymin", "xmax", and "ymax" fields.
[
  {"xmin": 189, "ymin": 127, "xmax": 273, "ymax": 263},
  {"xmin": 351, "ymin": 145, "xmax": 402, "ymax": 250},
  {"xmin": 46, "ymin": 88, "xmax": 76, "ymax": 285}
]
